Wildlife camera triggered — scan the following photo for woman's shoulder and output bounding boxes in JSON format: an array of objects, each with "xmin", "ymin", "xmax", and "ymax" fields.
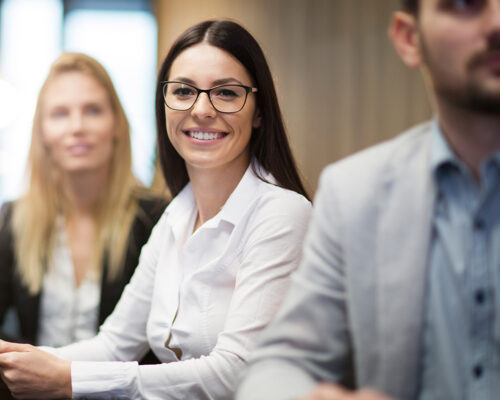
[
  {"xmin": 254, "ymin": 170, "xmax": 310, "ymax": 207},
  {"xmin": 0, "ymin": 201, "xmax": 15, "ymax": 260},
  {"xmin": 247, "ymin": 177, "xmax": 311, "ymax": 226},
  {"xmin": 137, "ymin": 194, "xmax": 169, "ymax": 216},
  {"xmin": 0, "ymin": 201, "xmax": 16, "ymax": 229},
  {"xmin": 132, "ymin": 191, "xmax": 169, "ymax": 229}
]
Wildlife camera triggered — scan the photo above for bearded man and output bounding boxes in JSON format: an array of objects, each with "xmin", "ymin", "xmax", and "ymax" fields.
[{"xmin": 237, "ymin": 0, "xmax": 500, "ymax": 399}]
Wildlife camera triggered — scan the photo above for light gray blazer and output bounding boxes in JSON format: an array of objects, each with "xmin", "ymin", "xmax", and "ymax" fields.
[{"xmin": 237, "ymin": 122, "xmax": 436, "ymax": 400}]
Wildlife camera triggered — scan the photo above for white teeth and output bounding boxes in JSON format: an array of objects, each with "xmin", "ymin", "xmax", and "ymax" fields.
[{"xmin": 188, "ymin": 131, "xmax": 222, "ymax": 140}]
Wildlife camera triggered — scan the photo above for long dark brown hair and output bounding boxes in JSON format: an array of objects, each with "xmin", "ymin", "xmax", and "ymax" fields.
[{"xmin": 155, "ymin": 20, "xmax": 309, "ymax": 200}]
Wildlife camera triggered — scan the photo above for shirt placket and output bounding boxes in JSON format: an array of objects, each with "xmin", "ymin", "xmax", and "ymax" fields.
[{"xmin": 466, "ymin": 179, "xmax": 491, "ymax": 400}]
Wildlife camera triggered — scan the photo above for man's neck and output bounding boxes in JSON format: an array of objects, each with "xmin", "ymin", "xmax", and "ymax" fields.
[{"xmin": 436, "ymin": 100, "xmax": 500, "ymax": 181}]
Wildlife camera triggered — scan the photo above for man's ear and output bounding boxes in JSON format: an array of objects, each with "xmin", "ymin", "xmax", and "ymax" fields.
[
  {"xmin": 389, "ymin": 11, "xmax": 422, "ymax": 69},
  {"xmin": 252, "ymin": 109, "xmax": 262, "ymax": 129}
]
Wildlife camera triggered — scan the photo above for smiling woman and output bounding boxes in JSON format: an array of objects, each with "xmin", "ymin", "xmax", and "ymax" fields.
[
  {"xmin": 0, "ymin": 21, "xmax": 311, "ymax": 399},
  {"xmin": 164, "ymin": 43, "xmax": 260, "ymax": 198}
]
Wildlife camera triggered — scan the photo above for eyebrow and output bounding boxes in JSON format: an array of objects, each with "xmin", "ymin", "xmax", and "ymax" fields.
[{"xmin": 171, "ymin": 77, "xmax": 244, "ymax": 86}]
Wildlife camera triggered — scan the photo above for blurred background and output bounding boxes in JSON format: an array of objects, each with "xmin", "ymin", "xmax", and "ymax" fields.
[{"xmin": 0, "ymin": 0, "xmax": 432, "ymax": 203}]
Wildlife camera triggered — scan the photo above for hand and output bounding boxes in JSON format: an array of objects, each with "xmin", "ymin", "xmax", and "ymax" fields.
[
  {"xmin": 0, "ymin": 340, "xmax": 72, "ymax": 399},
  {"xmin": 300, "ymin": 383, "xmax": 397, "ymax": 400}
]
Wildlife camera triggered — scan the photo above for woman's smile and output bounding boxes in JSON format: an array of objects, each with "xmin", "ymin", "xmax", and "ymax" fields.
[{"xmin": 182, "ymin": 127, "xmax": 229, "ymax": 142}]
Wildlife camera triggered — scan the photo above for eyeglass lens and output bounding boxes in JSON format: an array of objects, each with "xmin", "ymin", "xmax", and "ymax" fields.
[{"xmin": 163, "ymin": 82, "xmax": 249, "ymax": 113}]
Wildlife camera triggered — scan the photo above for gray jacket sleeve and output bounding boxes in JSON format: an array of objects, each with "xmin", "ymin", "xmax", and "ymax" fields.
[{"xmin": 236, "ymin": 167, "xmax": 352, "ymax": 400}]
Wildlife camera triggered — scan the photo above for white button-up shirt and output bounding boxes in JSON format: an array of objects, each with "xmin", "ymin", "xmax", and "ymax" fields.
[
  {"xmin": 38, "ymin": 217, "xmax": 100, "ymax": 347},
  {"xmin": 50, "ymin": 164, "xmax": 311, "ymax": 399}
]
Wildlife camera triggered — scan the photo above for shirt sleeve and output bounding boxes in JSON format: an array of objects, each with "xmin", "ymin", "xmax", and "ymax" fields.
[
  {"xmin": 64, "ymin": 193, "xmax": 312, "ymax": 400},
  {"xmin": 236, "ymin": 169, "xmax": 353, "ymax": 400}
]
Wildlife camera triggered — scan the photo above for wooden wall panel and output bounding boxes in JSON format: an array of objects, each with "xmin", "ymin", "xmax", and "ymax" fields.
[{"xmin": 154, "ymin": 0, "xmax": 432, "ymax": 195}]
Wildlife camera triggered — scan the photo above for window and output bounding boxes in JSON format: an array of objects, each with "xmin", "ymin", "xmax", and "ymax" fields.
[{"xmin": 0, "ymin": 0, "xmax": 157, "ymax": 204}]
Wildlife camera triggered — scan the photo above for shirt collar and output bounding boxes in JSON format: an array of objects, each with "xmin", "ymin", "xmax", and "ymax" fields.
[
  {"xmin": 430, "ymin": 118, "xmax": 460, "ymax": 176},
  {"xmin": 164, "ymin": 161, "xmax": 274, "ymax": 233},
  {"xmin": 216, "ymin": 161, "xmax": 275, "ymax": 227},
  {"xmin": 493, "ymin": 149, "xmax": 500, "ymax": 166},
  {"xmin": 431, "ymin": 118, "xmax": 500, "ymax": 179}
]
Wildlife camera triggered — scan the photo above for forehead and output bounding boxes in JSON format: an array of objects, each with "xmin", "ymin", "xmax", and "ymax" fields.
[
  {"xmin": 168, "ymin": 43, "xmax": 253, "ymax": 84},
  {"xmin": 43, "ymin": 71, "xmax": 108, "ymax": 105}
]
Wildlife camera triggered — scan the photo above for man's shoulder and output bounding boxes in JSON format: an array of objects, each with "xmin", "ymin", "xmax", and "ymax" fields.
[{"xmin": 321, "ymin": 121, "xmax": 432, "ymax": 188}]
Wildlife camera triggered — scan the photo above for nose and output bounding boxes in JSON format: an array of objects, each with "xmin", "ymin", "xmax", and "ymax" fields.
[
  {"xmin": 190, "ymin": 92, "xmax": 217, "ymax": 119},
  {"xmin": 69, "ymin": 111, "xmax": 84, "ymax": 134},
  {"xmin": 483, "ymin": 0, "xmax": 500, "ymax": 37}
]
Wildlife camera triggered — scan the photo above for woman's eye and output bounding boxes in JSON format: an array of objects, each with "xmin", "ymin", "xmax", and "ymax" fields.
[
  {"xmin": 213, "ymin": 88, "xmax": 239, "ymax": 99},
  {"xmin": 86, "ymin": 105, "xmax": 102, "ymax": 115},
  {"xmin": 50, "ymin": 108, "xmax": 68, "ymax": 118},
  {"xmin": 444, "ymin": 0, "xmax": 485, "ymax": 13},
  {"xmin": 173, "ymin": 87, "xmax": 195, "ymax": 97}
]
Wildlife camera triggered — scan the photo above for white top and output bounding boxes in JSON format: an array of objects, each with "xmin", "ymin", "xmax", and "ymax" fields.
[
  {"xmin": 48, "ymin": 164, "xmax": 311, "ymax": 399},
  {"xmin": 38, "ymin": 217, "xmax": 100, "ymax": 347}
]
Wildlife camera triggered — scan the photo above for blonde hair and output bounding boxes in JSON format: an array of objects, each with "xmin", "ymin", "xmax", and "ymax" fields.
[{"xmin": 13, "ymin": 52, "xmax": 144, "ymax": 294}]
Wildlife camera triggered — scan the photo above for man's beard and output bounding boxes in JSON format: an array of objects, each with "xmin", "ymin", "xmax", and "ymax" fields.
[
  {"xmin": 420, "ymin": 34, "xmax": 500, "ymax": 116},
  {"xmin": 439, "ymin": 79, "xmax": 500, "ymax": 115}
]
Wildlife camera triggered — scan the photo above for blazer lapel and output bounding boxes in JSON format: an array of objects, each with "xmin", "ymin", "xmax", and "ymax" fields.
[{"xmin": 374, "ymin": 131, "xmax": 435, "ymax": 399}]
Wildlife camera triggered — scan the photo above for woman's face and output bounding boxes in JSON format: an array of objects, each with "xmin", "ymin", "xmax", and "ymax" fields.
[
  {"xmin": 165, "ymin": 43, "xmax": 260, "ymax": 176},
  {"xmin": 41, "ymin": 71, "xmax": 116, "ymax": 176}
]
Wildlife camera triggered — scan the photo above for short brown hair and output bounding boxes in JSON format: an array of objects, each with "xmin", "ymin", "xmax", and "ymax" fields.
[{"xmin": 402, "ymin": 0, "xmax": 419, "ymax": 14}]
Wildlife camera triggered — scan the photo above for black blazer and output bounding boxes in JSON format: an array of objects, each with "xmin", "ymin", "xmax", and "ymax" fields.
[{"xmin": 0, "ymin": 196, "xmax": 167, "ymax": 346}]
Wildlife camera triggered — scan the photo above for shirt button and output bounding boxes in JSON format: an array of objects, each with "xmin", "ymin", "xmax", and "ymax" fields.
[
  {"xmin": 473, "ymin": 218, "xmax": 485, "ymax": 230},
  {"xmin": 473, "ymin": 364, "xmax": 483, "ymax": 378},
  {"xmin": 475, "ymin": 289, "xmax": 486, "ymax": 305}
]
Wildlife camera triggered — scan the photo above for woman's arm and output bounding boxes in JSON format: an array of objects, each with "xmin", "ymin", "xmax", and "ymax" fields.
[{"xmin": 66, "ymin": 193, "xmax": 311, "ymax": 399}]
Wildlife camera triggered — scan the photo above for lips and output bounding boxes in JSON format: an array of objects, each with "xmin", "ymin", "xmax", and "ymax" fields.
[
  {"xmin": 183, "ymin": 129, "xmax": 228, "ymax": 141},
  {"xmin": 68, "ymin": 144, "xmax": 92, "ymax": 155},
  {"xmin": 470, "ymin": 50, "xmax": 500, "ymax": 71}
]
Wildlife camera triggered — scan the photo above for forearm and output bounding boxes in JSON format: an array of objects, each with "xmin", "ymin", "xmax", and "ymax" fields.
[{"xmin": 70, "ymin": 349, "xmax": 246, "ymax": 399}]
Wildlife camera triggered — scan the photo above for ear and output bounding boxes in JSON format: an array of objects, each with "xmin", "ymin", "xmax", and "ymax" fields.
[
  {"xmin": 389, "ymin": 11, "xmax": 422, "ymax": 69},
  {"xmin": 252, "ymin": 108, "xmax": 262, "ymax": 129}
]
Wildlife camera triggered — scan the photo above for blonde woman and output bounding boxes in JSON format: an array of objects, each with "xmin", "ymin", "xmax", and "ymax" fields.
[{"xmin": 0, "ymin": 53, "xmax": 166, "ymax": 349}]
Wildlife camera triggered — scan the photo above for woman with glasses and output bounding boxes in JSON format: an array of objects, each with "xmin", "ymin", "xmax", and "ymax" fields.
[
  {"xmin": 0, "ymin": 53, "xmax": 166, "ymax": 349},
  {"xmin": 0, "ymin": 20, "xmax": 310, "ymax": 399}
]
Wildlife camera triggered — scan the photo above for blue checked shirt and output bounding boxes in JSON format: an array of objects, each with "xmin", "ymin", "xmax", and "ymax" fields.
[{"xmin": 419, "ymin": 122, "xmax": 500, "ymax": 400}]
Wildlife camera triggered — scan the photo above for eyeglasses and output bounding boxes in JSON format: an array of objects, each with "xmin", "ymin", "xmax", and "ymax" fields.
[{"xmin": 161, "ymin": 81, "xmax": 258, "ymax": 114}]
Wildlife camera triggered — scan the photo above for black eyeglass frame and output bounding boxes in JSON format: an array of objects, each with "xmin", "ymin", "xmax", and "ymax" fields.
[{"xmin": 161, "ymin": 80, "xmax": 258, "ymax": 114}]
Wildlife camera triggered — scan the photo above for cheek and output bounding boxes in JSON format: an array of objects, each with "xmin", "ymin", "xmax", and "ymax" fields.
[
  {"xmin": 40, "ymin": 120, "xmax": 63, "ymax": 148},
  {"xmin": 165, "ymin": 110, "xmax": 182, "ymax": 142},
  {"xmin": 231, "ymin": 113, "xmax": 254, "ymax": 139},
  {"xmin": 100, "ymin": 121, "xmax": 117, "ymax": 142},
  {"xmin": 40, "ymin": 133, "xmax": 63, "ymax": 156},
  {"xmin": 422, "ymin": 24, "xmax": 470, "ymax": 66},
  {"xmin": 97, "ymin": 127, "xmax": 117, "ymax": 158}
]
